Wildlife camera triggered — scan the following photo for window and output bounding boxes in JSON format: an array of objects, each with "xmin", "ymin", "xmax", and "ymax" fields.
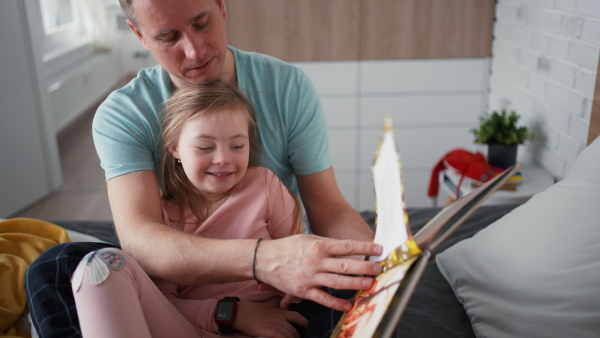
[
  {"xmin": 40, "ymin": 0, "xmax": 75, "ymax": 33},
  {"xmin": 39, "ymin": 0, "xmax": 91, "ymax": 62}
]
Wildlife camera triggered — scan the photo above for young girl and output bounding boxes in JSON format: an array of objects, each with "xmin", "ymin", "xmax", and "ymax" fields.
[{"xmin": 71, "ymin": 81, "xmax": 309, "ymax": 337}]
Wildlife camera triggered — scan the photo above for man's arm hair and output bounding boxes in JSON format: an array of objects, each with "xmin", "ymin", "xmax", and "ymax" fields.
[{"xmin": 296, "ymin": 167, "xmax": 373, "ymax": 241}]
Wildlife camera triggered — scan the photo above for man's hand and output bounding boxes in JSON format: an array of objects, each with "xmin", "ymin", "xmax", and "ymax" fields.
[
  {"xmin": 254, "ymin": 234, "xmax": 383, "ymax": 311},
  {"xmin": 233, "ymin": 301, "xmax": 308, "ymax": 338},
  {"xmin": 257, "ymin": 284, "xmax": 302, "ymax": 309}
]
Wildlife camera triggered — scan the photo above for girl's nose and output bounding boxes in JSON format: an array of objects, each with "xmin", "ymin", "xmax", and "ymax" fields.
[{"xmin": 212, "ymin": 148, "xmax": 231, "ymax": 165}]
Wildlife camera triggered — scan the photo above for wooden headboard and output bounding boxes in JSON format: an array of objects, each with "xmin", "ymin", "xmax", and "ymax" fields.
[{"xmin": 588, "ymin": 55, "xmax": 600, "ymax": 145}]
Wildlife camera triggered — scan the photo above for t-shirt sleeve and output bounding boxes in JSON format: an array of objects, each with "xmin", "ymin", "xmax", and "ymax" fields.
[
  {"xmin": 92, "ymin": 91, "xmax": 161, "ymax": 181},
  {"xmin": 285, "ymin": 68, "xmax": 332, "ymax": 176}
]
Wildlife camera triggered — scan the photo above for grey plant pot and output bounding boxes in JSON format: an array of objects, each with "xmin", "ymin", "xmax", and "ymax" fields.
[{"xmin": 487, "ymin": 144, "xmax": 517, "ymax": 168}]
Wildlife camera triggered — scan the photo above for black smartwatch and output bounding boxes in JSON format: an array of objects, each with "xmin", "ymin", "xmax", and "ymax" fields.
[{"xmin": 214, "ymin": 297, "xmax": 240, "ymax": 334}]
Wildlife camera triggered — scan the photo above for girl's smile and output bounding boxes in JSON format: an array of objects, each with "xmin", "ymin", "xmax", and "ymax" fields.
[{"xmin": 172, "ymin": 109, "xmax": 250, "ymax": 199}]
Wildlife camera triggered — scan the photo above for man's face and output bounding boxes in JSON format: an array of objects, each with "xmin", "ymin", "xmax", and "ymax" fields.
[{"xmin": 128, "ymin": 0, "xmax": 229, "ymax": 89}]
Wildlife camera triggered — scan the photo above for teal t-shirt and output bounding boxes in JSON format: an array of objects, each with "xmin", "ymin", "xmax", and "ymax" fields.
[{"xmin": 93, "ymin": 46, "xmax": 331, "ymax": 206}]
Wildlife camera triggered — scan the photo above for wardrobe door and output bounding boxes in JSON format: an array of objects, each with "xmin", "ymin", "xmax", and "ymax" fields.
[{"xmin": 0, "ymin": 0, "xmax": 52, "ymax": 217}]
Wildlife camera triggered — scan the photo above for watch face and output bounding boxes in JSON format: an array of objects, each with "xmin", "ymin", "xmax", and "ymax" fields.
[{"xmin": 216, "ymin": 300, "xmax": 235, "ymax": 322}]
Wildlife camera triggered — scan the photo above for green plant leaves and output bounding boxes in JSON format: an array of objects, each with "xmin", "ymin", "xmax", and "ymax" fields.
[{"xmin": 471, "ymin": 110, "xmax": 535, "ymax": 146}]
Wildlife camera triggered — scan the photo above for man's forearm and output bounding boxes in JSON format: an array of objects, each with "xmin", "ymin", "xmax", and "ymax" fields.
[
  {"xmin": 107, "ymin": 172, "xmax": 257, "ymax": 285},
  {"xmin": 309, "ymin": 204, "xmax": 373, "ymax": 242},
  {"xmin": 117, "ymin": 222, "xmax": 256, "ymax": 285},
  {"xmin": 295, "ymin": 168, "xmax": 374, "ymax": 242}
]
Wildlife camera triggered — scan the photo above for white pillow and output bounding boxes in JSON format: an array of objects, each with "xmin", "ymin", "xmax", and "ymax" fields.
[
  {"xmin": 436, "ymin": 137, "xmax": 600, "ymax": 337},
  {"xmin": 570, "ymin": 135, "xmax": 600, "ymax": 175}
]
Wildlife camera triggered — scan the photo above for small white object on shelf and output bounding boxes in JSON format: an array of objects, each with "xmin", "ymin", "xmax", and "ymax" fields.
[{"xmin": 439, "ymin": 164, "xmax": 554, "ymax": 206}]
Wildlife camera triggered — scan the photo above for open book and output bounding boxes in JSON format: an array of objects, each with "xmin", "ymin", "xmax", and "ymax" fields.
[{"xmin": 330, "ymin": 118, "xmax": 522, "ymax": 338}]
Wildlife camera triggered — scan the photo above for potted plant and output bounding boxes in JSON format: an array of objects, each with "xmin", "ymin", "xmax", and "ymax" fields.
[{"xmin": 471, "ymin": 109, "xmax": 535, "ymax": 168}]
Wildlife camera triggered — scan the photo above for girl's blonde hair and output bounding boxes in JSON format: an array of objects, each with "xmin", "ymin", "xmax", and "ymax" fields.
[{"xmin": 160, "ymin": 81, "xmax": 302, "ymax": 234}]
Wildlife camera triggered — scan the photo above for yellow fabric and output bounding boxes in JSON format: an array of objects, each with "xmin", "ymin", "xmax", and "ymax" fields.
[
  {"xmin": 0, "ymin": 218, "xmax": 72, "ymax": 338},
  {"xmin": 1, "ymin": 326, "xmax": 29, "ymax": 338}
]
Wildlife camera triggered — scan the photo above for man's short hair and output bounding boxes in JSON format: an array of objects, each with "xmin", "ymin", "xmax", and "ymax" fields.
[
  {"xmin": 119, "ymin": 0, "xmax": 138, "ymax": 27},
  {"xmin": 119, "ymin": 0, "xmax": 222, "ymax": 31}
]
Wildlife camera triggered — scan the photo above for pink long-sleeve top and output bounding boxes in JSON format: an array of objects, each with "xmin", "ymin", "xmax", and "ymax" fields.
[{"xmin": 154, "ymin": 167, "xmax": 304, "ymax": 333}]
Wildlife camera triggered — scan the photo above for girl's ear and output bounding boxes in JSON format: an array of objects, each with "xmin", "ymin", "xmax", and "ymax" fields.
[{"xmin": 170, "ymin": 146, "xmax": 180, "ymax": 160}]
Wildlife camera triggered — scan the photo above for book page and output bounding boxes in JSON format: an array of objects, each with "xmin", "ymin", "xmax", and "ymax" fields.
[
  {"xmin": 370, "ymin": 120, "xmax": 410, "ymax": 262},
  {"xmin": 332, "ymin": 256, "xmax": 418, "ymax": 338}
]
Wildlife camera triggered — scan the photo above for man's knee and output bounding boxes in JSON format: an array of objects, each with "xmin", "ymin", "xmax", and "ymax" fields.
[
  {"xmin": 26, "ymin": 242, "xmax": 119, "ymax": 283},
  {"xmin": 25, "ymin": 242, "xmax": 120, "ymax": 338}
]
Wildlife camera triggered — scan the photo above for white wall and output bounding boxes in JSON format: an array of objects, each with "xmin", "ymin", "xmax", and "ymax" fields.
[
  {"xmin": 294, "ymin": 58, "xmax": 490, "ymax": 210},
  {"xmin": 488, "ymin": 0, "xmax": 600, "ymax": 179},
  {"xmin": 48, "ymin": 52, "xmax": 120, "ymax": 132},
  {"xmin": 0, "ymin": 0, "xmax": 52, "ymax": 217}
]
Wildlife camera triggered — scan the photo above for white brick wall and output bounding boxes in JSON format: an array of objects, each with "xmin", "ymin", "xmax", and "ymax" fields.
[{"xmin": 489, "ymin": 0, "xmax": 600, "ymax": 179}]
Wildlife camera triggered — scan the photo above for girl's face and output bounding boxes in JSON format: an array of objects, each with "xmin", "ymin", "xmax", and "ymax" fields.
[{"xmin": 172, "ymin": 109, "xmax": 250, "ymax": 200}]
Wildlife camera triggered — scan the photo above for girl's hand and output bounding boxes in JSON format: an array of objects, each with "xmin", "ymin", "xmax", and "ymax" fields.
[{"xmin": 232, "ymin": 301, "xmax": 308, "ymax": 338}]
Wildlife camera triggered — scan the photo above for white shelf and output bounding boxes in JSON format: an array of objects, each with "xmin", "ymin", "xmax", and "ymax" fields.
[{"xmin": 440, "ymin": 164, "xmax": 555, "ymax": 206}]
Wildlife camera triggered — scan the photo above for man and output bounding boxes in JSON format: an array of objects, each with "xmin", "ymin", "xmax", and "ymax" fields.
[{"xmin": 26, "ymin": 0, "xmax": 382, "ymax": 336}]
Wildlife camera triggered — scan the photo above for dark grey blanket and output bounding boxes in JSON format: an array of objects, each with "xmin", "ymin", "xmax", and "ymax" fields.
[
  {"xmin": 362, "ymin": 203, "xmax": 520, "ymax": 337},
  {"xmin": 52, "ymin": 203, "xmax": 520, "ymax": 337}
]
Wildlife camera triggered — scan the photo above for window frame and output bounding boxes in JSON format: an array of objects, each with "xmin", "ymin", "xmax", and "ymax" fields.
[{"xmin": 37, "ymin": 0, "xmax": 93, "ymax": 76}]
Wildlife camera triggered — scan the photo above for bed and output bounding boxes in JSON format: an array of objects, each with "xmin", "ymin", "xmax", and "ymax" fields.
[
  {"xmin": 361, "ymin": 204, "xmax": 521, "ymax": 337},
  {"xmin": 6, "ymin": 139, "xmax": 600, "ymax": 337},
  {"xmin": 50, "ymin": 134, "xmax": 600, "ymax": 337},
  {"xmin": 40, "ymin": 128, "xmax": 600, "ymax": 337},
  {"xmin": 5, "ymin": 97, "xmax": 600, "ymax": 337},
  {"xmin": 49, "ymin": 205, "xmax": 520, "ymax": 338}
]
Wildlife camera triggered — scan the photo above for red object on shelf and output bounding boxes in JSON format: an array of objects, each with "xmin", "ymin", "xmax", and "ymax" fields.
[{"xmin": 428, "ymin": 149, "xmax": 495, "ymax": 198}]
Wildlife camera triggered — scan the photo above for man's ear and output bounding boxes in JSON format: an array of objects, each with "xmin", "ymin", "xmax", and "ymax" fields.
[
  {"xmin": 216, "ymin": 0, "xmax": 227, "ymax": 22},
  {"xmin": 127, "ymin": 19, "xmax": 149, "ymax": 50}
]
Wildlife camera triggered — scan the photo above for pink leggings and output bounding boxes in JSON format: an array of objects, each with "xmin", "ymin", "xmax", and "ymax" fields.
[{"xmin": 71, "ymin": 248, "xmax": 219, "ymax": 338}]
